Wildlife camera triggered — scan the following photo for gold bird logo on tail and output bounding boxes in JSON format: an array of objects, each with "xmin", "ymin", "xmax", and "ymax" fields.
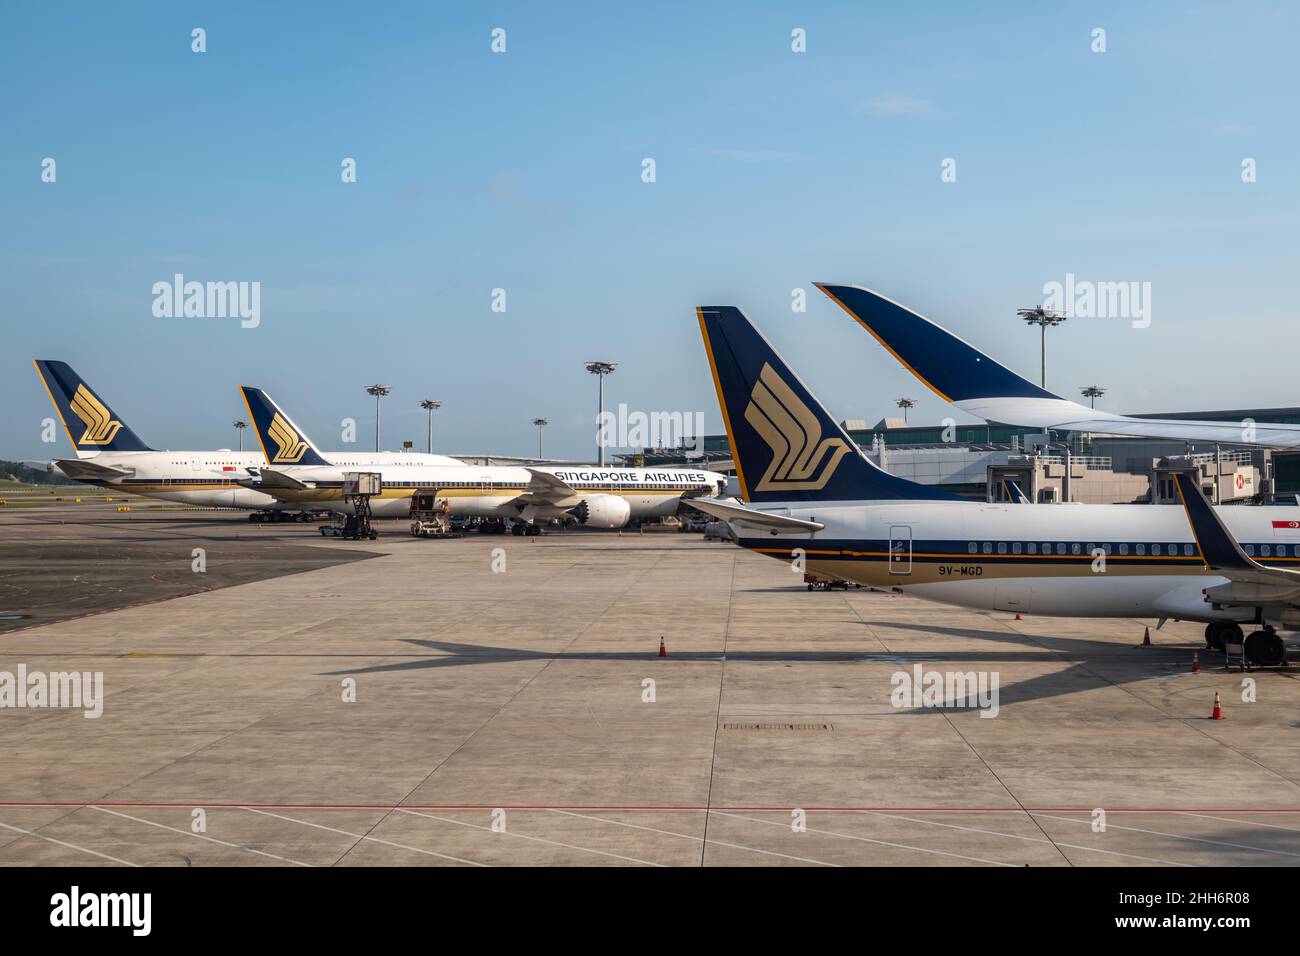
[
  {"xmin": 267, "ymin": 413, "xmax": 309, "ymax": 463},
  {"xmin": 69, "ymin": 385, "xmax": 123, "ymax": 445},
  {"xmin": 744, "ymin": 363, "xmax": 851, "ymax": 491}
]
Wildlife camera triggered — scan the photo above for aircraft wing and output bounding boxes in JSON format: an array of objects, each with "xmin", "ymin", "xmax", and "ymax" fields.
[
  {"xmin": 685, "ymin": 497, "xmax": 825, "ymax": 533},
  {"xmin": 817, "ymin": 283, "xmax": 1300, "ymax": 449},
  {"xmin": 53, "ymin": 458, "xmax": 133, "ymax": 481},
  {"xmin": 507, "ymin": 468, "xmax": 585, "ymax": 506}
]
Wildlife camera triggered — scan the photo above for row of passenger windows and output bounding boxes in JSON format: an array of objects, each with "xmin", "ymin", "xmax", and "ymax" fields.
[
  {"xmin": 966, "ymin": 541, "xmax": 1198, "ymax": 557},
  {"xmin": 964, "ymin": 541, "xmax": 1296, "ymax": 558},
  {"xmin": 324, "ymin": 482, "xmax": 692, "ymax": 490}
]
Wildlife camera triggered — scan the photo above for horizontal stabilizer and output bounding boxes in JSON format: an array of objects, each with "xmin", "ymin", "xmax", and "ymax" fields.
[
  {"xmin": 243, "ymin": 468, "xmax": 311, "ymax": 491},
  {"xmin": 685, "ymin": 497, "xmax": 825, "ymax": 532},
  {"xmin": 52, "ymin": 458, "xmax": 133, "ymax": 481}
]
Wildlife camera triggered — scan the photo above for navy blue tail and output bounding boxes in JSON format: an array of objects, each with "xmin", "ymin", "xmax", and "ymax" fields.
[
  {"xmin": 817, "ymin": 284, "xmax": 1060, "ymax": 403},
  {"xmin": 239, "ymin": 387, "xmax": 332, "ymax": 467},
  {"xmin": 33, "ymin": 360, "xmax": 153, "ymax": 453},
  {"xmin": 696, "ymin": 307, "xmax": 960, "ymax": 504}
]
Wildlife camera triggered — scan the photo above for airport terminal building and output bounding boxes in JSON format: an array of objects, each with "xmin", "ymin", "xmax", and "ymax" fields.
[{"xmin": 638, "ymin": 406, "xmax": 1300, "ymax": 506}]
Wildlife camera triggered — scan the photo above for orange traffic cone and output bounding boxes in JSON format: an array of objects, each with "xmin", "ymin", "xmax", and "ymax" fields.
[
  {"xmin": 658, "ymin": 637, "xmax": 666, "ymax": 658},
  {"xmin": 1192, "ymin": 652, "xmax": 1200, "ymax": 674},
  {"xmin": 1210, "ymin": 691, "xmax": 1224, "ymax": 720},
  {"xmin": 1140, "ymin": 626, "xmax": 1152, "ymax": 647}
]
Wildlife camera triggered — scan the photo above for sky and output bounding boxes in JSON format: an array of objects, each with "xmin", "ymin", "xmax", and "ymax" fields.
[{"xmin": 2, "ymin": 1, "xmax": 1297, "ymax": 461}]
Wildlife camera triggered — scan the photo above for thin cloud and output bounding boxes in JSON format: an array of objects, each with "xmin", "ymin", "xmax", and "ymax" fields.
[
  {"xmin": 703, "ymin": 147, "xmax": 801, "ymax": 163},
  {"xmin": 857, "ymin": 93, "xmax": 933, "ymax": 116},
  {"xmin": 488, "ymin": 173, "xmax": 566, "ymax": 227}
]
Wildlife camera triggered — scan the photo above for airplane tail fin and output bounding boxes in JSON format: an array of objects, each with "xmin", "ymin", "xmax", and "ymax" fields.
[
  {"xmin": 815, "ymin": 284, "xmax": 1060, "ymax": 403},
  {"xmin": 239, "ymin": 387, "xmax": 332, "ymax": 467},
  {"xmin": 1172, "ymin": 471, "xmax": 1254, "ymax": 572},
  {"xmin": 33, "ymin": 360, "xmax": 153, "ymax": 456},
  {"xmin": 696, "ymin": 306, "xmax": 961, "ymax": 504}
]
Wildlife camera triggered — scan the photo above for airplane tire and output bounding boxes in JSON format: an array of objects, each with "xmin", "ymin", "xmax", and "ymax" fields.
[
  {"xmin": 1245, "ymin": 630, "xmax": 1285, "ymax": 666},
  {"xmin": 1220, "ymin": 623, "xmax": 1243, "ymax": 649},
  {"xmin": 1205, "ymin": 622, "xmax": 1226, "ymax": 651}
]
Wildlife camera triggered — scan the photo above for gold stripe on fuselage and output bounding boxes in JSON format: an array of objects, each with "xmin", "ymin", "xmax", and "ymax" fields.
[{"xmin": 752, "ymin": 546, "xmax": 1272, "ymax": 588}]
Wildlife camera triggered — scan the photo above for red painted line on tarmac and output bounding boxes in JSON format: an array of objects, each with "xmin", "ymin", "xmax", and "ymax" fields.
[{"xmin": 0, "ymin": 801, "xmax": 1298, "ymax": 813}]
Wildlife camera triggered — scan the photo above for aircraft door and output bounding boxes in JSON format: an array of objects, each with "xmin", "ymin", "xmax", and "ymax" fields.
[{"xmin": 888, "ymin": 525, "xmax": 912, "ymax": 575}]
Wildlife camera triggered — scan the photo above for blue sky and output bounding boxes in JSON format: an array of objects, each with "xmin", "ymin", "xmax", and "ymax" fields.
[{"xmin": 3, "ymin": 1, "xmax": 1296, "ymax": 461}]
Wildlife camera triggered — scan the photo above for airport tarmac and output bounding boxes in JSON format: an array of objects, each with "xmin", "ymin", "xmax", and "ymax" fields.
[{"xmin": 1, "ymin": 506, "xmax": 1299, "ymax": 866}]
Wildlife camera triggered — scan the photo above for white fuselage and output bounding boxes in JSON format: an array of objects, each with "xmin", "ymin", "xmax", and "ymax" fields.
[
  {"xmin": 737, "ymin": 498, "xmax": 1300, "ymax": 626},
  {"xmin": 54, "ymin": 450, "xmax": 465, "ymax": 510},
  {"xmin": 255, "ymin": 463, "xmax": 726, "ymax": 522}
]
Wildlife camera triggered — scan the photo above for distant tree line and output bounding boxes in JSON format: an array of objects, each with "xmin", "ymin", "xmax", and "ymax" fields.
[{"xmin": 0, "ymin": 461, "xmax": 59, "ymax": 485}]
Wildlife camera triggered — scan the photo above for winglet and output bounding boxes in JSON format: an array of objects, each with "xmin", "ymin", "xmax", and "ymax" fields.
[
  {"xmin": 1004, "ymin": 478, "xmax": 1030, "ymax": 504},
  {"xmin": 814, "ymin": 284, "xmax": 1059, "ymax": 403},
  {"xmin": 1172, "ymin": 471, "xmax": 1252, "ymax": 572},
  {"xmin": 239, "ymin": 387, "xmax": 332, "ymax": 467}
]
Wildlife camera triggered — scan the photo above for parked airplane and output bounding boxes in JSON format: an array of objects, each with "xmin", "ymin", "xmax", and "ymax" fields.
[
  {"xmin": 239, "ymin": 386, "xmax": 727, "ymax": 532},
  {"xmin": 816, "ymin": 284, "xmax": 1300, "ymax": 448},
  {"xmin": 686, "ymin": 305, "xmax": 1297, "ymax": 665},
  {"xmin": 33, "ymin": 360, "xmax": 464, "ymax": 515}
]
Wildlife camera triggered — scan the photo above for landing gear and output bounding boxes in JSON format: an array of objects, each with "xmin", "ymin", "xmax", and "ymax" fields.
[
  {"xmin": 249, "ymin": 510, "xmax": 304, "ymax": 523},
  {"xmin": 1204, "ymin": 621, "xmax": 1242, "ymax": 651},
  {"xmin": 1245, "ymin": 628, "xmax": 1286, "ymax": 667}
]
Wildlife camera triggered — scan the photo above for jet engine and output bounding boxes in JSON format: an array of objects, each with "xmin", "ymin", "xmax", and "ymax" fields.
[{"xmin": 568, "ymin": 494, "xmax": 632, "ymax": 529}]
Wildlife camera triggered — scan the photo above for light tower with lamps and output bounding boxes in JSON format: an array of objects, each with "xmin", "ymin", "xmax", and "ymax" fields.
[
  {"xmin": 531, "ymin": 417, "xmax": 549, "ymax": 458},
  {"xmin": 1016, "ymin": 305, "xmax": 1068, "ymax": 388},
  {"xmin": 364, "ymin": 384, "xmax": 392, "ymax": 452},
  {"xmin": 232, "ymin": 420, "xmax": 247, "ymax": 451},
  {"xmin": 1080, "ymin": 385, "xmax": 1106, "ymax": 409},
  {"xmin": 420, "ymin": 399, "xmax": 442, "ymax": 454},
  {"xmin": 584, "ymin": 361, "xmax": 617, "ymax": 466},
  {"xmin": 894, "ymin": 398, "xmax": 916, "ymax": 424}
]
